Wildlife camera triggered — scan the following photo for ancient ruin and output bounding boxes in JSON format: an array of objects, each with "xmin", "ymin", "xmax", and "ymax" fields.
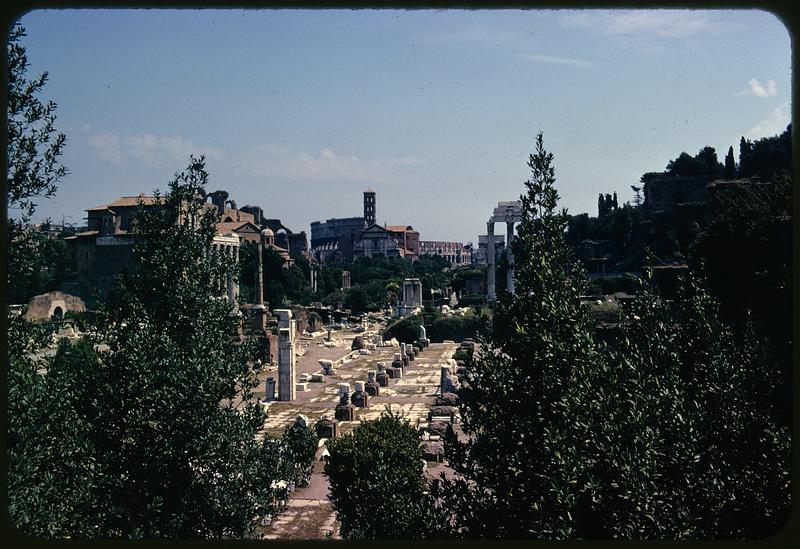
[{"xmin": 486, "ymin": 200, "xmax": 523, "ymax": 299}]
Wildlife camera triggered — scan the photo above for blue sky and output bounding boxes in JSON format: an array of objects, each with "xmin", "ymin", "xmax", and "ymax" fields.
[{"xmin": 15, "ymin": 9, "xmax": 791, "ymax": 243}]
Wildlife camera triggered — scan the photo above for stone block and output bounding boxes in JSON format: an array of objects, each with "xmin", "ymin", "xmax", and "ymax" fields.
[
  {"xmin": 299, "ymin": 373, "xmax": 311, "ymax": 382},
  {"xmin": 428, "ymin": 422, "xmax": 449, "ymax": 438},
  {"xmin": 335, "ymin": 404, "xmax": 355, "ymax": 422},
  {"xmin": 311, "ymin": 373, "xmax": 325, "ymax": 383},
  {"xmin": 428, "ymin": 405, "xmax": 456, "ymax": 420},
  {"xmin": 365, "ymin": 381, "xmax": 380, "ymax": 397},
  {"xmin": 376, "ymin": 372, "xmax": 389, "ymax": 387},
  {"xmin": 315, "ymin": 418, "xmax": 338, "ymax": 439},
  {"xmin": 351, "ymin": 391, "xmax": 369, "ymax": 408},
  {"xmin": 421, "ymin": 441, "xmax": 444, "ymax": 462},
  {"xmin": 296, "ymin": 382, "xmax": 309, "ymax": 392},
  {"xmin": 435, "ymin": 392, "xmax": 459, "ymax": 407}
]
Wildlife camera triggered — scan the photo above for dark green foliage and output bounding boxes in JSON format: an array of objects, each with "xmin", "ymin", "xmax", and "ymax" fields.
[
  {"xmin": 665, "ymin": 146, "xmax": 724, "ymax": 177},
  {"xmin": 6, "ymin": 24, "xmax": 69, "ymax": 304},
  {"xmin": 692, "ymin": 173, "xmax": 792, "ymax": 422},
  {"xmin": 7, "ymin": 323, "xmax": 103, "ymax": 537},
  {"xmin": 90, "ymin": 157, "xmax": 288, "ymax": 537},
  {"xmin": 8, "ymin": 158, "xmax": 294, "ymax": 538},
  {"xmin": 281, "ymin": 420, "xmax": 319, "ymax": 488},
  {"xmin": 723, "ymin": 146, "xmax": 737, "ymax": 179},
  {"xmin": 450, "ymin": 267, "xmax": 485, "ymax": 297},
  {"xmin": 344, "ymin": 280, "xmax": 388, "ymax": 314},
  {"xmin": 431, "ymin": 133, "xmax": 790, "ymax": 539},
  {"xmin": 455, "ymin": 293, "xmax": 486, "ymax": 307},
  {"xmin": 238, "ymin": 242, "xmax": 314, "ymax": 308},
  {"xmin": 324, "ymin": 411, "xmax": 441, "ymax": 539},
  {"xmin": 597, "ymin": 192, "xmax": 618, "ymax": 217},
  {"xmin": 428, "ymin": 313, "xmax": 484, "ymax": 343},
  {"xmin": 383, "ymin": 314, "xmax": 421, "ymax": 343},
  {"xmin": 737, "ymin": 125, "xmax": 791, "ymax": 180},
  {"xmin": 588, "ymin": 273, "xmax": 640, "ymax": 295},
  {"xmin": 451, "ymin": 346, "xmax": 473, "ymax": 363}
]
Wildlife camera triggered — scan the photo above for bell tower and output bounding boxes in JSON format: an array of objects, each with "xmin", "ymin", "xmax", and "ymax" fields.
[{"xmin": 363, "ymin": 189, "xmax": 376, "ymax": 226}]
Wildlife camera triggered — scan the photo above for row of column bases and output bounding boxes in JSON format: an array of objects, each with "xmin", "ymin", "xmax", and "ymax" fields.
[{"xmin": 486, "ymin": 220, "xmax": 515, "ymax": 300}]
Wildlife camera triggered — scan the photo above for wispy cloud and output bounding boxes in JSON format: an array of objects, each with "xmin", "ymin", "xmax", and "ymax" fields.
[
  {"xmin": 736, "ymin": 78, "xmax": 777, "ymax": 98},
  {"xmin": 561, "ymin": 10, "xmax": 717, "ymax": 39},
  {"xmin": 515, "ymin": 53, "xmax": 592, "ymax": 68},
  {"xmin": 748, "ymin": 102, "xmax": 790, "ymax": 138},
  {"xmin": 232, "ymin": 145, "xmax": 421, "ymax": 184},
  {"xmin": 88, "ymin": 131, "xmax": 224, "ymax": 167}
]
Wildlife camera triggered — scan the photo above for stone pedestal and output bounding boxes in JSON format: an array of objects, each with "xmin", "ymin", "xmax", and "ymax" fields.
[
  {"xmin": 265, "ymin": 377, "xmax": 276, "ymax": 401},
  {"xmin": 392, "ymin": 353, "xmax": 403, "ymax": 371},
  {"xmin": 335, "ymin": 394, "xmax": 355, "ymax": 422},
  {"xmin": 376, "ymin": 372, "xmax": 389, "ymax": 387},
  {"xmin": 352, "ymin": 383, "xmax": 369, "ymax": 407},
  {"xmin": 315, "ymin": 417, "xmax": 338, "ymax": 439},
  {"xmin": 365, "ymin": 371, "xmax": 380, "ymax": 397}
]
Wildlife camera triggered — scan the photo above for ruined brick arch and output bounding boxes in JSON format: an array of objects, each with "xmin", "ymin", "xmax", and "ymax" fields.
[
  {"xmin": 52, "ymin": 306, "xmax": 63, "ymax": 320},
  {"xmin": 223, "ymin": 216, "xmax": 234, "ymax": 222}
]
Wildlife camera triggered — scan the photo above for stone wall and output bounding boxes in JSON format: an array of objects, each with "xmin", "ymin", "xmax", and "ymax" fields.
[{"xmin": 24, "ymin": 291, "xmax": 86, "ymax": 322}]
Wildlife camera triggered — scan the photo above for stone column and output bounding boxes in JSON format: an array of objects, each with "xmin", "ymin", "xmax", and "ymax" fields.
[
  {"xmin": 253, "ymin": 243, "xmax": 268, "ymax": 332},
  {"xmin": 276, "ymin": 309, "xmax": 296, "ymax": 401},
  {"xmin": 486, "ymin": 221, "xmax": 496, "ymax": 300},
  {"xmin": 506, "ymin": 221, "xmax": 515, "ymax": 295}
]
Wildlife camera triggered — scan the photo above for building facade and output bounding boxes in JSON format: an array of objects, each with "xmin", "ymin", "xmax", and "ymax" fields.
[
  {"xmin": 419, "ymin": 240, "xmax": 472, "ymax": 265},
  {"xmin": 474, "ymin": 234, "xmax": 505, "ymax": 265}
]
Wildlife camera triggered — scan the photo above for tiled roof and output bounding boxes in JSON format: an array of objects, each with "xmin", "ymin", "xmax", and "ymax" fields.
[
  {"xmin": 87, "ymin": 195, "xmax": 166, "ymax": 211},
  {"xmin": 385, "ymin": 225, "xmax": 412, "ymax": 232},
  {"xmin": 215, "ymin": 221, "xmax": 260, "ymax": 234}
]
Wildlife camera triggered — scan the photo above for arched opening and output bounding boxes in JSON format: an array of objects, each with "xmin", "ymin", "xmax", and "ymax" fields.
[
  {"xmin": 52, "ymin": 306, "xmax": 64, "ymax": 321},
  {"xmin": 224, "ymin": 216, "xmax": 234, "ymax": 222}
]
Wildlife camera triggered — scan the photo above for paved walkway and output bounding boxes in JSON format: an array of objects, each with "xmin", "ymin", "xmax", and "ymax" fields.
[{"xmin": 257, "ymin": 335, "xmax": 459, "ymax": 540}]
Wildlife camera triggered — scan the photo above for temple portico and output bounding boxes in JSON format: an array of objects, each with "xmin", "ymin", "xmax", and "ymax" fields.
[{"xmin": 486, "ymin": 201, "xmax": 522, "ymax": 300}]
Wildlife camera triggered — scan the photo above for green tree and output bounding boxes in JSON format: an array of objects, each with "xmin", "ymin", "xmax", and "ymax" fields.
[
  {"xmin": 737, "ymin": 125, "xmax": 791, "ymax": 180},
  {"xmin": 692, "ymin": 173, "xmax": 792, "ymax": 422},
  {"xmin": 280, "ymin": 418, "xmax": 319, "ymax": 488},
  {"xmin": 325, "ymin": 411, "xmax": 441, "ymax": 539},
  {"xmin": 92, "ymin": 157, "xmax": 288, "ymax": 537},
  {"xmin": 8, "ymin": 158, "xmax": 295, "ymax": 538},
  {"xmin": 665, "ymin": 147, "xmax": 723, "ymax": 177},
  {"xmin": 723, "ymin": 146, "xmax": 737, "ymax": 179},
  {"xmin": 431, "ymin": 133, "xmax": 789, "ymax": 539},
  {"xmin": 6, "ymin": 24, "xmax": 69, "ymax": 303}
]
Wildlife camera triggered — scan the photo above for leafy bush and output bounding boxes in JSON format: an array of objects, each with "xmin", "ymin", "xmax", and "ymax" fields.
[
  {"xmin": 281, "ymin": 418, "xmax": 318, "ymax": 488},
  {"xmin": 456, "ymin": 294, "xmax": 486, "ymax": 307},
  {"xmin": 382, "ymin": 315, "xmax": 422, "ymax": 343},
  {"xmin": 429, "ymin": 314, "xmax": 481, "ymax": 343},
  {"xmin": 324, "ymin": 411, "xmax": 440, "ymax": 539}
]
